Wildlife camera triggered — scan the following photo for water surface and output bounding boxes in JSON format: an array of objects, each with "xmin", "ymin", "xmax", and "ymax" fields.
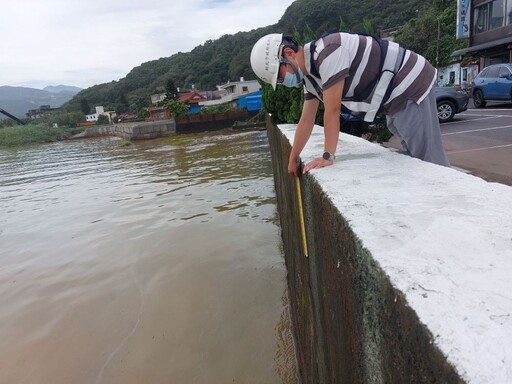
[{"xmin": 0, "ymin": 130, "xmax": 298, "ymax": 384}]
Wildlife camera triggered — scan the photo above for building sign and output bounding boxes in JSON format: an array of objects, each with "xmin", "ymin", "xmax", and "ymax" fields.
[{"xmin": 456, "ymin": 0, "xmax": 471, "ymax": 39}]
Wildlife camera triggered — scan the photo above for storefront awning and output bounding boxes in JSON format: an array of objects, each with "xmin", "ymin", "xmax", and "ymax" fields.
[{"xmin": 452, "ymin": 36, "xmax": 512, "ymax": 56}]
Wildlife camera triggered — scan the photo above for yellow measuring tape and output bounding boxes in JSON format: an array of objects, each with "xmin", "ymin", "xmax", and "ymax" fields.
[{"xmin": 295, "ymin": 176, "xmax": 308, "ymax": 258}]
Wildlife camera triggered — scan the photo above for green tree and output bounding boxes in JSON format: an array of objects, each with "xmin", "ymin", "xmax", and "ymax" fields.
[
  {"xmin": 165, "ymin": 99, "xmax": 188, "ymax": 117},
  {"xmin": 393, "ymin": 1, "xmax": 467, "ymax": 67},
  {"xmin": 80, "ymin": 98, "xmax": 90, "ymax": 115},
  {"xmin": 117, "ymin": 93, "xmax": 130, "ymax": 113},
  {"xmin": 43, "ymin": 111, "xmax": 83, "ymax": 128},
  {"xmin": 205, "ymin": 103, "xmax": 234, "ymax": 113},
  {"xmin": 97, "ymin": 115, "xmax": 110, "ymax": 125},
  {"xmin": 138, "ymin": 108, "xmax": 150, "ymax": 120},
  {"xmin": 164, "ymin": 78, "xmax": 179, "ymax": 101},
  {"xmin": 339, "ymin": 17, "xmax": 349, "ymax": 32},
  {"xmin": 363, "ymin": 19, "xmax": 375, "ymax": 34}
]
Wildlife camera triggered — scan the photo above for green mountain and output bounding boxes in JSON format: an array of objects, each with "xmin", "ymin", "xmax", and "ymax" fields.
[
  {"xmin": 44, "ymin": 85, "xmax": 83, "ymax": 94},
  {"xmin": 0, "ymin": 85, "xmax": 81, "ymax": 119},
  {"xmin": 62, "ymin": 0, "xmax": 429, "ymax": 115}
]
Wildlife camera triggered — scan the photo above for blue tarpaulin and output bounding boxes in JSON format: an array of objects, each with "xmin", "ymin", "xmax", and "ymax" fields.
[{"xmin": 237, "ymin": 91, "xmax": 262, "ymax": 111}]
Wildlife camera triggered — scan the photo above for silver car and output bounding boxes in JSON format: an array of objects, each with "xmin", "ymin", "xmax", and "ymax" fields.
[{"xmin": 435, "ymin": 86, "xmax": 469, "ymax": 123}]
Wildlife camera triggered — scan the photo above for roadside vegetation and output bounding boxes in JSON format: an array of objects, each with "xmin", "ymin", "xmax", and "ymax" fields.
[
  {"xmin": 0, "ymin": 112, "xmax": 85, "ymax": 148},
  {"xmin": 0, "ymin": 123, "xmax": 84, "ymax": 148}
]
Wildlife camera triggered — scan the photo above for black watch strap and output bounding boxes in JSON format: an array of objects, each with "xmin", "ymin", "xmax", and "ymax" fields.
[{"xmin": 322, "ymin": 151, "xmax": 336, "ymax": 161}]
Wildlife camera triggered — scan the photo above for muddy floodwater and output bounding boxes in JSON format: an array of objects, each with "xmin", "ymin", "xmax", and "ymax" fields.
[{"xmin": 0, "ymin": 130, "xmax": 298, "ymax": 384}]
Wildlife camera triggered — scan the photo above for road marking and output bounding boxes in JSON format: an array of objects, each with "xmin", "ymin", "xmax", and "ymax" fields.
[
  {"xmin": 442, "ymin": 124, "xmax": 512, "ymax": 136},
  {"xmin": 443, "ymin": 116, "xmax": 498, "ymax": 125},
  {"xmin": 459, "ymin": 113, "xmax": 510, "ymax": 118},
  {"xmin": 463, "ymin": 108, "xmax": 512, "ymax": 112},
  {"xmin": 448, "ymin": 143, "xmax": 512, "ymax": 154}
]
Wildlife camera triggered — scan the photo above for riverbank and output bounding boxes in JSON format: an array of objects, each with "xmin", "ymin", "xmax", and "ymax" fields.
[
  {"xmin": 0, "ymin": 123, "xmax": 84, "ymax": 148},
  {"xmin": 267, "ymin": 121, "xmax": 512, "ymax": 383}
]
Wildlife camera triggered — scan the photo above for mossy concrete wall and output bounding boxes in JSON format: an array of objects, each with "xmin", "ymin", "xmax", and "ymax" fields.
[{"xmin": 266, "ymin": 119, "xmax": 512, "ymax": 384}]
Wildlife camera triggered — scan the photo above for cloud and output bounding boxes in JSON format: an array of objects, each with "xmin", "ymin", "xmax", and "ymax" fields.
[{"xmin": 0, "ymin": 0, "xmax": 294, "ymax": 89}]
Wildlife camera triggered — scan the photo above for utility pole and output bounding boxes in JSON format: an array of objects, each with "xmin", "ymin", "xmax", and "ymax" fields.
[{"xmin": 436, "ymin": 17, "xmax": 441, "ymax": 66}]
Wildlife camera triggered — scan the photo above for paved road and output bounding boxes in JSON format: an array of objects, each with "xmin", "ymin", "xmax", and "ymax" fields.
[
  {"xmin": 441, "ymin": 101, "xmax": 512, "ymax": 186},
  {"xmin": 383, "ymin": 101, "xmax": 512, "ymax": 186}
]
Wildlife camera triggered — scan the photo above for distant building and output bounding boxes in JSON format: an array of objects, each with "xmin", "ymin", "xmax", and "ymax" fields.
[
  {"xmin": 199, "ymin": 78, "xmax": 261, "ymax": 110},
  {"xmin": 147, "ymin": 106, "xmax": 171, "ymax": 121},
  {"xmin": 452, "ymin": 0, "xmax": 512, "ymax": 67},
  {"xmin": 86, "ymin": 106, "xmax": 117, "ymax": 123},
  {"xmin": 437, "ymin": 61, "xmax": 479, "ymax": 88},
  {"xmin": 151, "ymin": 93, "xmax": 166, "ymax": 105},
  {"xmin": 216, "ymin": 78, "xmax": 260, "ymax": 102},
  {"xmin": 85, "ymin": 106, "xmax": 103, "ymax": 122},
  {"xmin": 117, "ymin": 113, "xmax": 138, "ymax": 122},
  {"xmin": 178, "ymin": 91, "xmax": 208, "ymax": 113},
  {"xmin": 178, "ymin": 91, "xmax": 208, "ymax": 104},
  {"xmin": 26, "ymin": 105, "xmax": 59, "ymax": 119}
]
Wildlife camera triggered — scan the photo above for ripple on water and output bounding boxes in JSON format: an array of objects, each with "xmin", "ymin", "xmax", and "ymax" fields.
[{"xmin": 0, "ymin": 132, "xmax": 297, "ymax": 384}]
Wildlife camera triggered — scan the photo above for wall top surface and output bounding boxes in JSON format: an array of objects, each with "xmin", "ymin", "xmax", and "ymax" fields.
[{"xmin": 278, "ymin": 124, "xmax": 512, "ymax": 384}]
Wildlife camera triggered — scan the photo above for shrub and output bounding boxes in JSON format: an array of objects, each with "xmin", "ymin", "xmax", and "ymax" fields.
[
  {"xmin": 0, "ymin": 123, "xmax": 84, "ymax": 147},
  {"xmin": 165, "ymin": 99, "xmax": 188, "ymax": 117}
]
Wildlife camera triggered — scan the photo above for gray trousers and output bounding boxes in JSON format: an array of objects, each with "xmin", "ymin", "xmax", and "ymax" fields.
[{"xmin": 386, "ymin": 88, "xmax": 450, "ymax": 167}]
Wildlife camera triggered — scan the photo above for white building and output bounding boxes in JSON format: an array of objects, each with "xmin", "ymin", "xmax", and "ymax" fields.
[
  {"xmin": 150, "ymin": 93, "xmax": 166, "ymax": 105},
  {"xmin": 437, "ymin": 62, "xmax": 479, "ymax": 90},
  {"xmin": 86, "ymin": 106, "xmax": 116, "ymax": 123},
  {"xmin": 199, "ymin": 78, "xmax": 260, "ymax": 108}
]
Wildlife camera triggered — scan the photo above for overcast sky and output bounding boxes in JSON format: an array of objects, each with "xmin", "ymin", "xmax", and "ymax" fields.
[{"xmin": 0, "ymin": 0, "xmax": 294, "ymax": 90}]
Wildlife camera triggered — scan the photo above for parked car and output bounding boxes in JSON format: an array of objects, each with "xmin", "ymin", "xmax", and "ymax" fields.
[
  {"xmin": 434, "ymin": 86, "xmax": 469, "ymax": 123},
  {"xmin": 471, "ymin": 63, "xmax": 512, "ymax": 108}
]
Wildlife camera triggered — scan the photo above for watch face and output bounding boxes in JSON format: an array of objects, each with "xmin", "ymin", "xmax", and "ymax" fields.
[{"xmin": 323, "ymin": 151, "xmax": 330, "ymax": 160}]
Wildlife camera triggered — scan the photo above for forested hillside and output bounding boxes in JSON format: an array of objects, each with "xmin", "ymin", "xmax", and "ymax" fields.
[{"xmin": 61, "ymin": 0, "xmax": 460, "ymax": 116}]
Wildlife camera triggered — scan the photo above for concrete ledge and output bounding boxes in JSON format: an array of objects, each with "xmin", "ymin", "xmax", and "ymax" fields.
[{"xmin": 266, "ymin": 120, "xmax": 512, "ymax": 383}]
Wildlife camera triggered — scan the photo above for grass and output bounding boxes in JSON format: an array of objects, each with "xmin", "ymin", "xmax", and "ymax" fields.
[{"xmin": 0, "ymin": 123, "xmax": 85, "ymax": 148}]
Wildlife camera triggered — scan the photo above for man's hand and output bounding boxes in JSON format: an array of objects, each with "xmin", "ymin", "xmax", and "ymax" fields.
[
  {"xmin": 303, "ymin": 157, "xmax": 334, "ymax": 173},
  {"xmin": 288, "ymin": 157, "xmax": 300, "ymax": 177}
]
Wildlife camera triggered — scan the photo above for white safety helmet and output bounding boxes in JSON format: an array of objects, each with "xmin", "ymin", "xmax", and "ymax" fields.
[{"xmin": 250, "ymin": 33, "xmax": 283, "ymax": 90}]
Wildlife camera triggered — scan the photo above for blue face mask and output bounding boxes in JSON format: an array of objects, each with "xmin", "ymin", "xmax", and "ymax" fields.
[{"xmin": 282, "ymin": 68, "xmax": 304, "ymax": 88}]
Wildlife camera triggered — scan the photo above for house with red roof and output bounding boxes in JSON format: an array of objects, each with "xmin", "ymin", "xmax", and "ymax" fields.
[{"xmin": 178, "ymin": 91, "xmax": 208, "ymax": 112}]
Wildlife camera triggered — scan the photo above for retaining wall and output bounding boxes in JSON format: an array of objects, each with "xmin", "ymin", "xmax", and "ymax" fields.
[
  {"xmin": 266, "ymin": 120, "xmax": 512, "ymax": 384},
  {"xmin": 174, "ymin": 110, "xmax": 252, "ymax": 134},
  {"xmin": 84, "ymin": 120, "xmax": 175, "ymax": 140}
]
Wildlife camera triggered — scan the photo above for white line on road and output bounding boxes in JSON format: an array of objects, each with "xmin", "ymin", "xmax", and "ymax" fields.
[
  {"xmin": 443, "ymin": 116, "xmax": 499, "ymax": 125},
  {"xmin": 442, "ymin": 124, "xmax": 512, "ymax": 136},
  {"xmin": 459, "ymin": 113, "xmax": 510, "ymax": 118},
  {"xmin": 448, "ymin": 143, "xmax": 512, "ymax": 154}
]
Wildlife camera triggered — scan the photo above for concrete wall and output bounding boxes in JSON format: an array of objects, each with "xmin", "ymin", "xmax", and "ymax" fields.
[
  {"xmin": 84, "ymin": 120, "xmax": 175, "ymax": 140},
  {"xmin": 82, "ymin": 113, "xmax": 253, "ymax": 139},
  {"xmin": 266, "ymin": 120, "xmax": 512, "ymax": 384},
  {"xmin": 175, "ymin": 110, "xmax": 250, "ymax": 134}
]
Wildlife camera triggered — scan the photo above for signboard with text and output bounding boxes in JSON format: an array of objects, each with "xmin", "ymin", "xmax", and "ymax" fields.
[{"xmin": 457, "ymin": 0, "xmax": 471, "ymax": 39}]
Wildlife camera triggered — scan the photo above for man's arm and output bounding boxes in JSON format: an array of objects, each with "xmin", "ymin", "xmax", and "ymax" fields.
[
  {"xmin": 303, "ymin": 79, "xmax": 344, "ymax": 173},
  {"xmin": 288, "ymin": 97, "xmax": 320, "ymax": 176}
]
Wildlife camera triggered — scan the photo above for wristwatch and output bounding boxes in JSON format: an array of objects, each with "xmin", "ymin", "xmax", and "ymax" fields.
[{"xmin": 322, "ymin": 151, "xmax": 336, "ymax": 161}]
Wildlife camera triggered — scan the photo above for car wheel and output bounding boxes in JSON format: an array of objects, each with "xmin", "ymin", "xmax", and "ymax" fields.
[
  {"xmin": 437, "ymin": 100, "xmax": 456, "ymax": 123},
  {"xmin": 473, "ymin": 90, "xmax": 486, "ymax": 108}
]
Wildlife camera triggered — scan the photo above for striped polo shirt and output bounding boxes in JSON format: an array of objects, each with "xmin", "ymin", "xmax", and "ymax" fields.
[{"xmin": 303, "ymin": 32, "xmax": 437, "ymax": 115}]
